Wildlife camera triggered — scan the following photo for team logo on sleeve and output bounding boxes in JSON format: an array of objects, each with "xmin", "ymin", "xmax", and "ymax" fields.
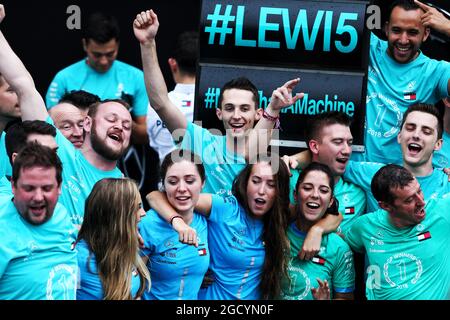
[
  {"xmin": 198, "ymin": 248, "xmax": 207, "ymax": 256},
  {"xmin": 417, "ymin": 231, "xmax": 431, "ymax": 242},
  {"xmin": 311, "ymin": 256, "xmax": 326, "ymax": 266},
  {"xmin": 345, "ymin": 207, "xmax": 355, "ymax": 215}
]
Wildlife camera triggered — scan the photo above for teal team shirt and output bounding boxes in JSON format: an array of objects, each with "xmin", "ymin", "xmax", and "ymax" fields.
[
  {"xmin": 279, "ymin": 223, "xmax": 355, "ymax": 300},
  {"xmin": 0, "ymin": 201, "xmax": 78, "ymax": 300},
  {"xmin": 434, "ymin": 131, "xmax": 450, "ymax": 169},
  {"xmin": 289, "ymin": 169, "xmax": 366, "ymax": 234},
  {"xmin": 139, "ymin": 210, "xmax": 209, "ymax": 300},
  {"xmin": 47, "ymin": 117, "xmax": 123, "ymax": 226},
  {"xmin": 0, "ymin": 132, "xmax": 11, "ymax": 178},
  {"xmin": 46, "ymin": 59, "xmax": 148, "ymax": 117},
  {"xmin": 180, "ymin": 122, "xmax": 246, "ymax": 196},
  {"xmin": 362, "ymin": 33, "xmax": 450, "ymax": 166},
  {"xmin": 201, "ymin": 195, "xmax": 265, "ymax": 300},
  {"xmin": 345, "ymin": 197, "xmax": 450, "ymax": 300},
  {"xmin": 0, "ymin": 175, "xmax": 11, "ymax": 197},
  {"xmin": 76, "ymin": 239, "xmax": 143, "ymax": 300},
  {"xmin": 344, "ymin": 160, "xmax": 450, "ymax": 212}
]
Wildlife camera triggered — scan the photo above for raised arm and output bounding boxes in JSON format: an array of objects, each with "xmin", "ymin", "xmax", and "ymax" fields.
[
  {"xmin": 0, "ymin": 6, "xmax": 47, "ymax": 121},
  {"xmin": 133, "ymin": 10, "xmax": 186, "ymax": 134}
]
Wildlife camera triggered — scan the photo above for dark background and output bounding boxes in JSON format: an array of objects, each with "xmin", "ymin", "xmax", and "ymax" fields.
[
  {"xmin": 0, "ymin": 0, "xmax": 202, "ymax": 97},
  {"xmin": 0, "ymin": 0, "xmax": 447, "ymax": 101}
]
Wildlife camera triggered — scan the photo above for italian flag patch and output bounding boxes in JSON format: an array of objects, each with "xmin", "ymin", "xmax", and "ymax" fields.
[{"xmin": 417, "ymin": 231, "xmax": 431, "ymax": 242}]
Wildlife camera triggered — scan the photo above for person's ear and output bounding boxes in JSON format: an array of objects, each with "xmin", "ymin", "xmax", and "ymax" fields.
[
  {"xmin": 378, "ymin": 201, "xmax": 392, "ymax": 213},
  {"xmin": 309, "ymin": 139, "xmax": 320, "ymax": 156},
  {"xmin": 168, "ymin": 58, "xmax": 178, "ymax": 73},
  {"xmin": 434, "ymin": 138, "xmax": 443, "ymax": 151},
  {"xmin": 82, "ymin": 38, "xmax": 88, "ymax": 52},
  {"xmin": 255, "ymin": 108, "xmax": 263, "ymax": 121},
  {"xmin": 84, "ymin": 115, "xmax": 92, "ymax": 133},
  {"xmin": 423, "ymin": 27, "xmax": 430, "ymax": 42},
  {"xmin": 216, "ymin": 108, "xmax": 223, "ymax": 121},
  {"xmin": 11, "ymin": 152, "xmax": 18, "ymax": 164}
]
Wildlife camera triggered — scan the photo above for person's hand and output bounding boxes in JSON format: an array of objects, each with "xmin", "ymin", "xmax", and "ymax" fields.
[
  {"xmin": 311, "ymin": 279, "xmax": 330, "ymax": 300},
  {"xmin": 267, "ymin": 78, "xmax": 304, "ymax": 113},
  {"xmin": 444, "ymin": 167, "xmax": 450, "ymax": 182},
  {"xmin": 298, "ymin": 225, "xmax": 323, "ymax": 260},
  {"xmin": 172, "ymin": 218, "xmax": 198, "ymax": 247},
  {"xmin": 0, "ymin": 4, "xmax": 5, "ymax": 24},
  {"xmin": 415, "ymin": 0, "xmax": 450, "ymax": 36},
  {"xmin": 133, "ymin": 9, "xmax": 159, "ymax": 45},
  {"xmin": 281, "ymin": 155, "xmax": 299, "ymax": 177},
  {"xmin": 137, "ymin": 230, "xmax": 145, "ymax": 249}
]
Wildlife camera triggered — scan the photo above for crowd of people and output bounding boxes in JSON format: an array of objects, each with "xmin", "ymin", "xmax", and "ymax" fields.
[{"xmin": 0, "ymin": 0, "xmax": 449, "ymax": 300}]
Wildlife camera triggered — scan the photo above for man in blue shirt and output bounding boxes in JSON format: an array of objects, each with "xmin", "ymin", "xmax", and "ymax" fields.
[
  {"xmin": 134, "ymin": 9, "xmax": 303, "ymax": 196},
  {"xmin": 0, "ymin": 143, "xmax": 78, "ymax": 300},
  {"xmin": 344, "ymin": 103, "xmax": 450, "ymax": 211},
  {"xmin": 345, "ymin": 164, "xmax": 450, "ymax": 300},
  {"xmin": 358, "ymin": 0, "xmax": 450, "ymax": 167},
  {"xmin": 46, "ymin": 12, "xmax": 148, "ymax": 143},
  {"xmin": 0, "ymin": 25, "xmax": 131, "ymax": 226}
]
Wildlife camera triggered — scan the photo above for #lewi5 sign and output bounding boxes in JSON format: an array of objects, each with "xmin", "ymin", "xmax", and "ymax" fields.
[{"xmin": 195, "ymin": 0, "xmax": 371, "ymax": 151}]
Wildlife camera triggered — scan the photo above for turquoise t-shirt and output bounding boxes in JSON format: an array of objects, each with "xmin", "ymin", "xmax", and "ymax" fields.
[
  {"xmin": 290, "ymin": 170, "xmax": 366, "ymax": 234},
  {"xmin": 47, "ymin": 117, "xmax": 123, "ymax": 227},
  {"xmin": 279, "ymin": 223, "xmax": 355, "ymax": 300},
  {"xmin": 180, "ymin": 122, "xmax": 246, "ymax": 196},
  {"xmin": 76, "ymin": 239, "xmax": 143, "ymax": 300},
  {"xmin": 0, "ymin": 201, "xmax": 78, "ymax": 300},
  {"xmin": 0, "ymin": 132, "xmax": 11, "ymax": 178},
  {"xmin": 201, "ymin": 194, "xmax": 265, "ymax": 300},
  {"xmin": 345, "ymin": 197, "xmax": 450, "ymax": 300},
  {"xmin": 433, "ymin": 131, "xmax": 450, "ymax": 169},
  {"xmin": 344, "ymin": 161, "xmax": 450, "ymax": 212},
  {"xmin": 0, "ymin": 175, "xmax": 11, "ymax": 197},
  {"xmin": 46, "ymin": 59, "xmax": 148, "ymax": 117},
  {"xmin": 139, "ymin": 210, "xmax": 209, "ymax": 300},
  {"xmin": 362, "ymin": 33, "xmax": 449, "ymax": 165}
]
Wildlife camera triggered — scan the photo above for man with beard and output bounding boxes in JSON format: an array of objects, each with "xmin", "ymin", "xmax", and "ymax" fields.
[
  {"xmin": 345, "ymin": 164, "xmax": 450, "ymax": 300},
  {"xmin": 0, "ymin": 19, "xmax": 131, "ymax": 227},
  {"xmin": 354, "ymin": 0, "xmax": 450, "ymax": 168},
  {"xmin": 0, "ymin": 143, "xmax": 78, "ymax": 300}
]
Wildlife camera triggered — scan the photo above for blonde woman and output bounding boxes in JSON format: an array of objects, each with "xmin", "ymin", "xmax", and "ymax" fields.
[{"xmin": 76, "ymin": 178, "xmax": 150, "ymax": 300}]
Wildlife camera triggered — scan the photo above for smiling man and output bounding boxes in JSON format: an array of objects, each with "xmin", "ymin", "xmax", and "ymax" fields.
[
  {"xmin": 0, "ymin": 143, "xmax": 77, "ymax": 300},
  {"xmin": 134, "ymin": 9, "xmax": 302, "ymax": 196},
  {"xmin": 289, "ymin": 111, "xmax": 367, "ymax": 234},
  {"xmin": 45, "ymin": 12, "xmax": 148, "ymax": 143},
  {"xmin": 345, "ymin": 164, "xmax": 450, "ymax": 300},
  {"xmin": 0, "ymin": 23, "xmax": 130, "ymax": 227},
  {"xmin": 357, "ymin": 0, "xmax": 450, "ymax": 168},
  {"xmin": 344, "ymin": 103, "xmax": 450, "ymax": 212}
]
